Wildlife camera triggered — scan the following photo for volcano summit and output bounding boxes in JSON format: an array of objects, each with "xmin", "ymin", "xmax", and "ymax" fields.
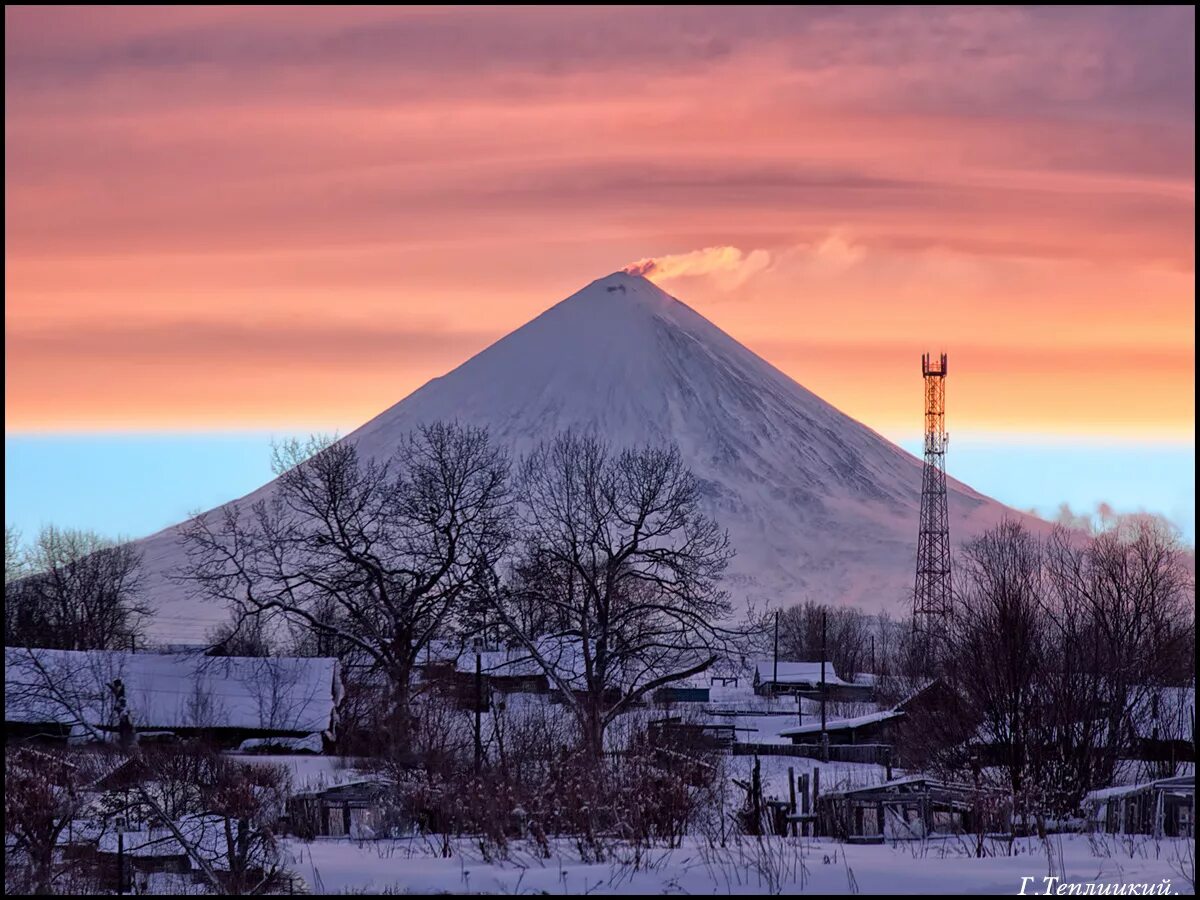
[{"xmin": 137, "ymin": 271, "xmax": 1036, "ymax": 643}]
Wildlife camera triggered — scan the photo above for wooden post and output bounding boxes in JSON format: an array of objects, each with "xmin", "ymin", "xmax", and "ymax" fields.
[
  {"xmin": 751, "ymin": 756, "xmax": 763, "ymax": 836},
  {"xmin": 812, "ymin": 766, "xmax": 821, "ymax": 836},
  {"xmin": 788, "ymin": 766, "xmax": 797, "ymax": 836},
  {"xmin": 820, "ymin": 610, "xmax": 828, "ymax": 735}
]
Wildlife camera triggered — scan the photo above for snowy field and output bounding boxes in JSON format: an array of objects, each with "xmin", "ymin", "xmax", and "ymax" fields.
[
  {"xmin": 285, "ymin": 833, "xmax": 1195, "ymax": 895},
  {"xmin": 271, "ymin": 752, "xmax": 1195, "ymax": 894}
]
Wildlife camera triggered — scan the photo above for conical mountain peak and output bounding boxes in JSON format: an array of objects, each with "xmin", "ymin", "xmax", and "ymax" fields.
[
  {"xmin": 129, "ymin": 272, "xmax": 1038, "ymax": 643},
  {"xmin": 548, "ymin": 270, "xmax": 686, "ymax": 321}
]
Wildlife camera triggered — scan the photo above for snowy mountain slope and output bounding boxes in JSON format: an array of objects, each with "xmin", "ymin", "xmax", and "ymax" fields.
[{"xmin": 135, "ymin": 271, "xmax": 1042, "ymax": 644}]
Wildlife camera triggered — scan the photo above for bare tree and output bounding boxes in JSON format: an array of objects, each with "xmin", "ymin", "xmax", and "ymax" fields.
[
  {"xmin": 1040, "ymin": 518, "xmax": 1195, "ymax": 806},
  {"xmin": 943, "ymin": 519, "xmax": 1049, "ymax": 815},
  {"xmin": 5, "ymin": 524, "xmax": 27, "ymax": 651},
  {"xmin": 5, "ymin": 645, "xmax": 132, "ymax": 739},
  {"xmin": 99, "ymin": 746, "xmax": 292, "ymax": 895},
  {"xmin": 929, "ymin": 517, "xmax": 1195, "ymax": 823},
  {"xmin": 769, "ymin": 600, "xmax": 873, "ymax": 679},
  {"xmin": 4, "ymin": 648, "xmax": 233, "ymax": 893},
  {"xmin": 4, "ymin": 747, "xmax": 103, "ymax": 895},
  {"xmin": 181, "ymin": 423, "xmax": 511, "ymax": 757},
  {"xmin": 206, "ymin": 609, "xmax": 274, "ymax": 657},
  {"xmin": 193, "ymin": 755, "xmax": 292, "ymax": 894},
  {"xmin": 491, "ymin": 432, "xmax": 733, "ymax": 761},
  {"xmin": 5, "ymin": 524, "xmax": 24, "ymax": 585},
  {"xmin": 4, "ymin": 527, "xmax": 148, "ymax": 651}
]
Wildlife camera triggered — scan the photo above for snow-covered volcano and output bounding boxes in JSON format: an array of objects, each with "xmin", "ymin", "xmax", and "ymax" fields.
[{"xmin": 137, "ymin": 271, "xmax": 1037, "ymax": 643}]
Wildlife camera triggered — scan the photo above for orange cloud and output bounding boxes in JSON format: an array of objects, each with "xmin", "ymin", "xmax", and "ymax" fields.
[{"xmin": 3, "ymin": 6, "xmax": 1194, "ymax": 438}]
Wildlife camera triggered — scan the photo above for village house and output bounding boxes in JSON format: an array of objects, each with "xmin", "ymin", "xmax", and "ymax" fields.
[
  {"xmin": 752, "ymin": 660, "xmax": 874, "ymax": 702},
  {"xmin": 778, "ymin": 709, "xmax": 904, "ymax": 746},
  {"xmin": 4, "ymin": 647, "xmax": 342, "ymax": 749}
]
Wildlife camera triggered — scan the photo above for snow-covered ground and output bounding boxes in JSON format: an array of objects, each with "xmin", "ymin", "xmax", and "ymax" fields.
[
  {"xmin": 284, "ymin": 833, "xmax": 1195, "ymax": 895},
  {"xmin": 274, "ymin": 745, "xmax": 1195, "ymax": 895}
]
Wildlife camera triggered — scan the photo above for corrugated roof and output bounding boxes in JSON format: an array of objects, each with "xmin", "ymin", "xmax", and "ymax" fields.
[
  {"xmin": 754, "ymin": 660, "xmax": 848, "ymax": 687},
  {"xmin": 5, "ymin": 647, "xmax": 339, "ymax": 735}
]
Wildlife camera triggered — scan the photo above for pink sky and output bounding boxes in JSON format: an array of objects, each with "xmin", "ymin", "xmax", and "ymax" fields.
[{"xmin": 4, "ymin": 6, "xmax": 1194, "ymax": 437}]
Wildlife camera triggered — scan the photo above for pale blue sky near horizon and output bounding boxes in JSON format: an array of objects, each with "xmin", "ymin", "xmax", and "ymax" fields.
[{"xmin": 5, "ymin": 432, "xmax": 1194, "ymax": 547}]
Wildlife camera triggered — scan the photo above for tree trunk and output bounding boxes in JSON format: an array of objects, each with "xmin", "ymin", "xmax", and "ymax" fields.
[
  {"xmin": 234, "ymin": 817, "xmax": 251, "ymax": 894},
  {"xmin": 389, "ymin": 661, "xmax": 416, "ymax": 761},
  {"xmin": 582, "ymin": 696, "xmax": 604, "ymax": 766},
  {"xmin": 33, "ymin": 843, "xmax": 54, "ymax": 895}
]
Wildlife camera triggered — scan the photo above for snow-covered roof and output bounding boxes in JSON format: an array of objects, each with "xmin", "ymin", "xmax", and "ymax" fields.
[
  {"xmin": 778, "ymin": 709, "xmax": 902, "ymax": 738},
  {"xmin": 1084, "ymin": 776, "xmax": 1195, "ymax": 805},
  {"xmin": 448, "ymin": 637, "xmax": 713, "ymax": 692},
  {"xmin": 5, "ymin": 648, "xmax": 340, "ymax": 735},
  {"xmin": 453, "ymin": 648, "xmax": 545, "ymax": 678},
  {"xmin": 754, "ymin": 660, "xmax": 847, "ymax": 687},
  {"xmin": 1128, "ymin": 685, "xmax": 1195, "ymax": 741},
  {"xmin": 98, "ymin": 827, "xmax": 188, "ymax": 858},
  {"xmin": 235, "ymin": 753, "xmax": 369, "ymax": 792},
  {"xmin": 238, "ymin": 733, "xmax": 324, "ymax": 754},
  {"xmin": 822, "ymin": 775, "xmax": 991, "ymax": 800}
]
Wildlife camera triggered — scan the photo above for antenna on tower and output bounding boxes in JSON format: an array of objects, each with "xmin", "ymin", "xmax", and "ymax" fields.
[{"xmin": 913, "ymin": 352, "xmax": 951, "ymax": 646}]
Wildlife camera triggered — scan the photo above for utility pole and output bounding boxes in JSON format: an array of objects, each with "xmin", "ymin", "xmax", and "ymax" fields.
[
  {"xmin": 473, "ymin": 638, "xmax": 483, "ymax": 776},
  {"xmin": 772, "ymin": 610, "xmax": 779, "ymax": 701},
  {"xmin": 820, "ymin": 610, "xmax": 828, "ymax": 762},
  {"xmin": 871, "ymin": 634, "xmax": 876, "ymax": 675},
  {"xmin": 820, "ymin": 610, "xmax": 827, "ymax": 733},
  {"xmin": 116, "ymin": 817, "xmax": 126, "ymax": 895}
]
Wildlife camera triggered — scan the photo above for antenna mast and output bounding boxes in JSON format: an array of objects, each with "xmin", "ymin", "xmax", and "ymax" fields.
[{"xmin": 913, "ymin": 353, "xmax": 951, "ymax": 643}]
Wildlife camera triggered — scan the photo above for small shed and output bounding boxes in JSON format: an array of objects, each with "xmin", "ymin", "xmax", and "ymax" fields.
[
  {"xmin": 654, "ymin": 685, "xmax": 711, "ymax": 704},
  {"xmin": 1083, "ymin": 776, "xmax": 1195, "ymax": 838},
  {"xmin": 818, "ymin": 776, "xmax": 1011, "ymax": 843},
  {"xmin": 648, "ymin": 716, "xmax": 734, "ymax": 751},
  {"xmin": 286, "ymin": 777, "xmax": 398, "ymax": 839}
]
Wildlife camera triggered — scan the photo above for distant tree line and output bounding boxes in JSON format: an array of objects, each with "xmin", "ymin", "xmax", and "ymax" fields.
[{"xmin": 5, "ymin": 525, "xmax": 148, "ymax": 651}]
